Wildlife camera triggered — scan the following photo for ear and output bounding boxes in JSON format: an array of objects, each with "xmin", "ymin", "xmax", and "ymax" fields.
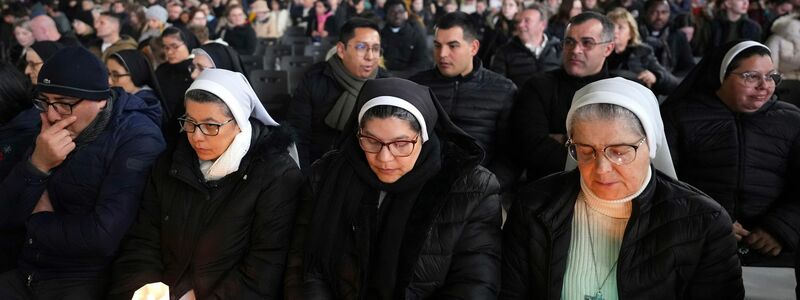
[
  {"xmin": 470, "ymin": 38, "xmax": 480, "ymax": 56},
  {"xmin": 602, "ymin": 41, "xmax": 614, "ymax": 57},
  {"xmin": 336, "ymin": 41, "xmax": 345, "ymax": 59}
]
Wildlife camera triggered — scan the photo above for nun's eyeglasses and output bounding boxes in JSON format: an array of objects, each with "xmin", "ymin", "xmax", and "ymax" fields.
[
  {"xmin": 358, "ymin": 132, "xmax": 419, "ymax": 157},
  {"xmin": 729, "ymin": 71, "xmax": 782, "ymax": 87},
  {"xmin": 566, "ymin": 137, "xmax": 646, "ymax": 165},
  {"xmin": 178, "ymin": 117, "xmax": 234, "ymax": 136}
]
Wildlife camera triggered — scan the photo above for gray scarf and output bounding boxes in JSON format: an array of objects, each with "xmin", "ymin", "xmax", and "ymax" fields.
[
  {"xmin": 324, "ymin": 55, "xmax": 377, "ymax": 130},
  {"xmin": 74, "ymin": 94, "xmax": 114, "ymax": 149}
]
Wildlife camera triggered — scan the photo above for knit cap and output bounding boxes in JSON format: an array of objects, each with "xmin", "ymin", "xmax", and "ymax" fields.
[{"xmin": 37, "ymin": 46, "xmax": 111, "ymax": 100}]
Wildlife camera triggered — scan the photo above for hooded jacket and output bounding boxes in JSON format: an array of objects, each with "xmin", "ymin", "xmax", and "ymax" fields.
[
  {"xmin": 0, "ymin": 88, "xmax": 166, "ymax": 282},
  {"xmin": 766, "ymin": 14, "xmax": 800, "ymax": 80}
]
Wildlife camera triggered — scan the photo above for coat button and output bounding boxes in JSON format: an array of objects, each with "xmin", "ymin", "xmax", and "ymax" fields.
[
  {"xmin": 164, "ymin": 215, "xmax": 169, "ymax": 221},
  {"xmin": 27, "ymin": 238, "xmax": 33, "ymax": 245}
]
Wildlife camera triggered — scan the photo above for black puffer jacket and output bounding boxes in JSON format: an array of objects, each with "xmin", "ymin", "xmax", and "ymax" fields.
[
  {"xmin": 490, "ymin": 35, "xmax": 562, "ymax": 87},
  {"xmin": 607, "ymin": 44, "xmax": 680, "ymax": 96},
  {"xmin": 108, "ymin": 123, "xmax": 303, "ymax": 299},
  {"xmin": 285, "ymin": 133, "xmax": 503, "ymax": 299},
  {"xmin": 501, "ymin": 169, "xmax": 744, "ymax": 299},
  {"xmin": 662, "ymin": 93, "xmax": 800, "ymax": 264},
  {"xmin": 409, "ymin": 59, "xmax": 517, "ymax": 187}
]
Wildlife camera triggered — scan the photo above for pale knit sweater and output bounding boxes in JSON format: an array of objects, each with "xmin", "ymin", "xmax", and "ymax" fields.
[{"xmin": 561, "ymin": 168, "xmax": 652, "ymax": 300}]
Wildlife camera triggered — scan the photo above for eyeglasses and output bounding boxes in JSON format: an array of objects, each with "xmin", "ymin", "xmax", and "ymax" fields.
[
  {"xmin": 163, "ymin": 42, "xmax": 185, "ymax": 52},
  {"xmin": 566, "ymin": 137, "xmax": 647, "ymax": 165},
  {"xmin": 108, "ymin": 72, "xmax": 130, "ymax": 81},
  {"xmin": 729, "ymin": 71, "xmax": 782, "ymax": 87},
  {"xmin": 563, "ymin": 37, "xmax": 612, "ymax": 50},
  {"xmin": 349, "ymin": 42, "xmax": 382, "ymax": 57},
  {"xmin": 188, "ymin": 63, "xmax": 213, "ymax": 74},
  {"xmin": 32, "ymin": 97, "xmax": 85, "ymax": 115},
  {"xmin": 358, "ymin": 132, "xmax": 419, "ymax": 157},
  {"xmin": 178, "ymin": 117, "xmax": 235, "ymax": 136}
]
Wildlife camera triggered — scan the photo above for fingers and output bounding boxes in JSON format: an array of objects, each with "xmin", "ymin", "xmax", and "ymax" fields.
[{"xmin": 43, "ymin": 116, "xmax": 77, "ymax": 135}]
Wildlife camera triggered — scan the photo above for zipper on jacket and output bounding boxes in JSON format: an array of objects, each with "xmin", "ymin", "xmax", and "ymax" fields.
[
  {"xmin": 453, "ymin": 80, "xmax": 460, "ymax": 109},
  {"xmin": 26, "ymin": 273, "xmax": 33, "ymax": 287},
  {"xmin": 734, "ymin": 114, "xmax": 744, "ymax": 220}
]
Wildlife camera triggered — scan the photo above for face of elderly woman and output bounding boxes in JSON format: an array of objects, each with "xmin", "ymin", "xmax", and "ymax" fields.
[
  {"xmin": 359, "ymin": 117, "xmax": 422, "ymax": 183},
  {"xmin": 183, "ymin": 99, "xmax": 240, "ymax": 161},
  {"xmin": 717, "ymin": 54, "xmax": 777, "ymax": 113},
  {"xmin": 572, "ymin": 119, "xmax": 650, "ymax": 200}
]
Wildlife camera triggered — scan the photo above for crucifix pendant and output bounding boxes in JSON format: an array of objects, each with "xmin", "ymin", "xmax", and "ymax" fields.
[{"xmin": 584, "ymin": 291, "xmax": 604, "ymax": 300}]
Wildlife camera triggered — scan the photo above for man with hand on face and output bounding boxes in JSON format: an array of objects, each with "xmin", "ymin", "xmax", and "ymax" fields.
[
  {"xmin": 0, "ymin": 47, "xmax": 165, "ymax": 299},
  {"xmin": 410, "ymin": 12, "xmax": 518, "ymax": 190},
  {"xmin": 511, "ymin": 11, "xmax": 613, "ymax": 182}
]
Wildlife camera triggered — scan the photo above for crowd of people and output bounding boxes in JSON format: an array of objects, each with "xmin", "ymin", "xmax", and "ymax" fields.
[{"xmin": 0, "ymin": 0, "xmax": 798, "ymax": 298}]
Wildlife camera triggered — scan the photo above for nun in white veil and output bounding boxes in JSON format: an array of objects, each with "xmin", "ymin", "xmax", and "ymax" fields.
[
  {"xmin": 108, "ymin": 69, "xmax": 304, "ymax": 300},
  {"xmin": 501, "ymin": 77, "xmax": 744, "ymax": 299}
]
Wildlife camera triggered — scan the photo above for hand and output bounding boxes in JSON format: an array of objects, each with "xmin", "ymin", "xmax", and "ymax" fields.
[
  {"xmin": 30, "ymin": 114, "xmax": 76, "ymax": 174},
  {"xmin": 320, "ymin": 30, "xmax": 329, "ymax": 38},
  {"xmin": 744, "ymin": 228, "xmax": 782, "ymax": 256},
  {"xmin": 732, "ymin": 221, "xmax": 750, "ymax": 241},
  {"xmin": 637, "ymin": 70, "xmax": 657, "ymax": 88},
  {"xmin": 549, "ymin": 134, "xmax": 567, "ymax": 145},
  {"xmin": 31, "ymin": 191, "xmax": 54, "ymax": 214}
]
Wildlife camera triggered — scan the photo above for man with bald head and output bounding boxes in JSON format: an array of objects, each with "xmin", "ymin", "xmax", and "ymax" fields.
[{"xmin": 30, "ymin": 15, "xmax": 79, "ymax": 47}]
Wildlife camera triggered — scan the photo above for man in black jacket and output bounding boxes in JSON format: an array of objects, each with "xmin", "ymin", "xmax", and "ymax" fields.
[
  {"xmin": 287, "ymin": 18, "xmax": 387, "ymax": 170},
  {"xmin": 490, "ymin": 3, "xmax": 562, "ymax": 87},
  {"xmin": 511, "ymin": 11, "xmax": 613, "ymax": 182},
  {"xmin": 380, "ymin": 0, "xmax": 432, "ymax": 77},
  {"xmin": 638, "ymin": 0, "xmax": 695, "ymax": 77},
  {"xmin": 410, "ymin": 12, "xmax": 518, "ymax": 189}
]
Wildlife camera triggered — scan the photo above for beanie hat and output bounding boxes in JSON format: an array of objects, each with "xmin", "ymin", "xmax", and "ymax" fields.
[
  {"xmin": 146, "ymin": 5, "xmax": 168, "ymax": 24},
  {"xmin": 37, "ymin": 47, "xmax": 111, "ymax": 100},
  {"xmin": 30, "ymin": 41, "xmax": 64, "ymax": 62},
  {"xmin": 73, "ymin": 9, "xmax": 94, "ymax": 28}
]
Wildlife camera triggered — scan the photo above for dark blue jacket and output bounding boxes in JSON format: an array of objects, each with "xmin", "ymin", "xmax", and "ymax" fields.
[
  {"xmin": 0, "ymin": 108, "xmax": 40, "ymax": 181},
  {"xmin": 0, "ymin": 88, "xmax": 166, "ymax": 282}
]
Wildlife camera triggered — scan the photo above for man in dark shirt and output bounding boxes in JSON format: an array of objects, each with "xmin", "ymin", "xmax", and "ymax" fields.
[{"xmin": 380, "ymin": 0, "xmax": 432, "ymax": 77}]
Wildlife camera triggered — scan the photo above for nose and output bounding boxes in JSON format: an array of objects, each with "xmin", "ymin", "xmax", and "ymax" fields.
[
  {"xmin": 45, "ymin": 107, "xmax": 62, "ymax": 123},
  {"xmin": 593, "ymin": 153, "xmax": 613, "ymax": 174},
  {"xmin": 376, "ymin": 145, "xmax": 394, "ymax": 162},
  {"xmin": 189, "ymin": 128, "xmax": 206, "ymax": 142}
]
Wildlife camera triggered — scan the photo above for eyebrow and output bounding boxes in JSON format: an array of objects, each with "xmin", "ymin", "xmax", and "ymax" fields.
[
  {"xmin": 360, "ymin": 130, "xmax": 412, "ymax": 141},
  {"xmin": 184, "ymin": 115, "xmax": 224, "ymax": 123}
]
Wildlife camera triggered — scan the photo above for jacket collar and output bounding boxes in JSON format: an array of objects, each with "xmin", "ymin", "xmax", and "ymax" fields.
[{"xmin": 434, "ymin": 56, "xmax": 483, "ymax": 82}]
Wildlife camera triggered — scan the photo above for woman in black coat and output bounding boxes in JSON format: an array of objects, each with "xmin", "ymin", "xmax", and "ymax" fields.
[
  {"xmin": 284, "ymin": 78, "xmax": 502, "ymax": 299},
  {"xmin": 155, "ymin": 27, "xmax": 198, "ymax": 142},
  {"xmin": 501, "ymin": 77, "xmax": 744, "ymax": 299},
  {"xmin": 661, "ymin": 40, "xmax": 800, "ymax": 267},
  {"xmin": 108, "ymin": 69, "xmax": 303, "ymax": 299},
  {"xmin": 220, "ymin": 5, "xmax": 257, "ymax": 55}
]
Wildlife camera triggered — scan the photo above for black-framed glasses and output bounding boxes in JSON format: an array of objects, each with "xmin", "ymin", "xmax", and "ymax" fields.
[
  {"xmin": 349, "ymin": 42, "xmax": 382, "ymax": 57},
  {"xmin": 563, "ymin": 37, "xmax": 612, "ymax": 50},
  {"xmin": 108, "ymin": 72, "xmax": 130, "ymax": 81},
  {"xmin": 566, "ymin": 137, "xmax": 647, "ymax": 165},
  {"xmin": 358, "ymin": 131, "xmax": 419, "ymax": 157},
  {"xmin": 32, "ymin": 97, "xmax": 85, "ymax": 115},
  {"xmin": 178, "ymin": 117, "xmax": 235, "ymax": 136},
  {"xmin": 729, "ymin": 71, "xmax": 782, "ymax": 87}
]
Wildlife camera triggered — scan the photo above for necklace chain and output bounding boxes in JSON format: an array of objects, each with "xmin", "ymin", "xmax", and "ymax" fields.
[{"xmin": 585, "ymin": 199, "xmax": 619, "ymax": 296}]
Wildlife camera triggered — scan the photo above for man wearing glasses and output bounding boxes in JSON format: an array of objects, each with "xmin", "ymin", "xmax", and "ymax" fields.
[
  {"xmin": 511, "ymin": 11, "xmax": 614, "ymax": 183},
  {"xmin": 287, "ymin": 17, "xmax": 388, "ymax": 170},
  {"xmin": 409, "ymin": 12, "xmax": 518, "ymax": 191},
  {"xmin": 0, "ymin": 47, "xmax": 165, "ymax": 299}
]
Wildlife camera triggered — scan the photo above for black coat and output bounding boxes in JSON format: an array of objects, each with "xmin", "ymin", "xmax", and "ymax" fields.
[
  {"xmin": 501, "ymin": 169, "xmax": 744, "ymax": 299},
  {"xmin": 606, "ymin": 44, "xmax": 680, "ymax": 96},
  {"xmin": 155, "ymin": 59, "xmax": 193, "ymax": 142},
  {"xmin": 710, "ymin": 15, "xmax": 763, "ymax": 48},
  {"xmin": 490, "ymin": 35, "xmax": 562, "ymax": 87},
  {"xmin": 639, "ymin": 24, "xmax": 696, "ymax": 77},
  {"xmin": 409, "ymin": 59, "xmax": 518, "ymax": 188},
  {"xmin": 662, "ymin": 93, "xmax": 800, "ymax": 265},
  {"xmin": 108, "ymin": 123, "xmax": 303, "ymax": 299},
  {"xmin": 379, "ymin": 21, "xmax": 432, "ymax": 74},
  {"xmin": 286, "ymin": 62, "xmax": 388, "ymax": 170},
  {"xmin": 510, "ymin": 67, "xmax": 609, "ymax": 182},
  {"xmin": 285, "ymin": 130, "xmax": 503, "ymax": 299},
  {"xmin": 221, "ymin": 25, "xmax": 257, "ymax": 55}
]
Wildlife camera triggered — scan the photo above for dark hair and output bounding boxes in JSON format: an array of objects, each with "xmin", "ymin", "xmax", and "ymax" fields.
[
  {"xmin": 184, "ymin": 89, "xmax": 233, "ymax": 118},
  {"xmin": 384, "ymin": 0, "xmax": 407, "ymax": 13},
  {"xmin": 644, "ymin": 0, "xmax": 669, "ymax": 13},
  {"xmin": 555, "ymin": 0, "xmax": 579, "ymax": 21},
  {"xmin": 359, "ymin": 105, "xmax": 422, "ymax": 133},
  {"xmin": 161, "ymin": 26, "xmax": 199, "ymax": 50},
  {"xmin": 338, "ymin": 17, "xmax": 381, "ymax": 44},
  {"xmin": 723, "ymin": 46, "xmax": 772, "ymax": 79},
  {"xmin": 672, "ymin": 13, "xmax": 694, "ymax": 29},
  {"xmin": 224, "ymin": 4, "xmax": 244, "ymax": 18},
  {"xmin": 0, "ymin": 62, "xmax": 32, "ymax": 125},
  {"xmin": 435, "ymin": 12, "xmax": 479, "ymax": 41},
  {"xmin": 100, "ymin": 11, "xmax": 125, "ymax": 24},
  {"xmin": 315, "ymin": 0, "xmax": 331, "ymax": 12},
  {"xmin": 569, "ymin": 11, "xmax": 615, "ymax": 42}
]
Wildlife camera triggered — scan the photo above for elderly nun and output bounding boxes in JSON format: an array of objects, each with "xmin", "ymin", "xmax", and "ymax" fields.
[
  {"xmin": 108, "ymin": 68, "xmax": 303, "ymax": 299},
  {"xmin": 501, "ymin": 77, "xmax": 744, "ymax": 299}
]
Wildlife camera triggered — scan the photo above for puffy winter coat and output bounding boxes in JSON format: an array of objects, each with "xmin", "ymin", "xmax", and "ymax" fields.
[
  {"xmin": 766, "ymin": 13, "xmax": 800, "ymax": 80},
  {"xmin": 108, "ymin": 123, "xmax": 303, "ymax": 299},
  {"xmin": 0, "ymin": 88, "xmax": 166, "ymax": 282},
  {"xmin": 662, "ymin": 93, "xmax": 800, "ymax": 265},
  {"xmin": 501, "ymin": 169, "xmax": 744, "ymax": 299},
  {"xmin": 489, "ymin": 35, "xmax": 562, "ymax": 88}
]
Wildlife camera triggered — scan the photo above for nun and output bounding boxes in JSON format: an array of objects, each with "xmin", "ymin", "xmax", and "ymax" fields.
[
  {"xmin": 105, "ymin": 49, "xmax": 166, "ymax": 125},
  {"xmin": 501, "ymin": 77, "xmax": 744, "ymax": 299},
  {"xmin": 108, "ymin": 69, "xmax": 303, "ymax": 299},
  {"xmin": 284, "ymin": 78, "xmax": 502, "ymax": 299},
  {"xmin": 189, "ymin": 42, "xmax": 246, "ymax": 80}
]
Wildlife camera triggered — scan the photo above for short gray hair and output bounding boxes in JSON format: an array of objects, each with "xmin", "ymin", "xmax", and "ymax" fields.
[{"xmin": 568, "ymin": 103, "xmax": 645, "ymax": 138}]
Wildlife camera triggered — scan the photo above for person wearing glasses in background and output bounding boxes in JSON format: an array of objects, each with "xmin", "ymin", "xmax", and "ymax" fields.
[
  {"xmin": 284, "ymin": 78, "xmax": 501, "ymax": 299},
  {"xmin": 108, "ymin": 68, "xmax": 302, "ymax": 300},
  {"xmin": 0, "ymin": 47, "xmax": 165, "ymax": 299},
  {"xmin": 105, "ymin": 49, "xmax": 166, "ymax": 127},
  {"xmin": 662, "ymin": 40, "xmax": 800, "ymax": 268},
  {"xmin": 502, "ymin": 77, "xmax": 745, "ymax": 299},
  {"xmin": 511, "ymin": 11, "xmax": 613, "ymax": 183},
  {"xmin": 287, "ymin": 17, "xmax": 388, "ymax": 171},
  {"xmin": 156, "ymin": 27, "xmax": 200, "ymax": 144}
]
